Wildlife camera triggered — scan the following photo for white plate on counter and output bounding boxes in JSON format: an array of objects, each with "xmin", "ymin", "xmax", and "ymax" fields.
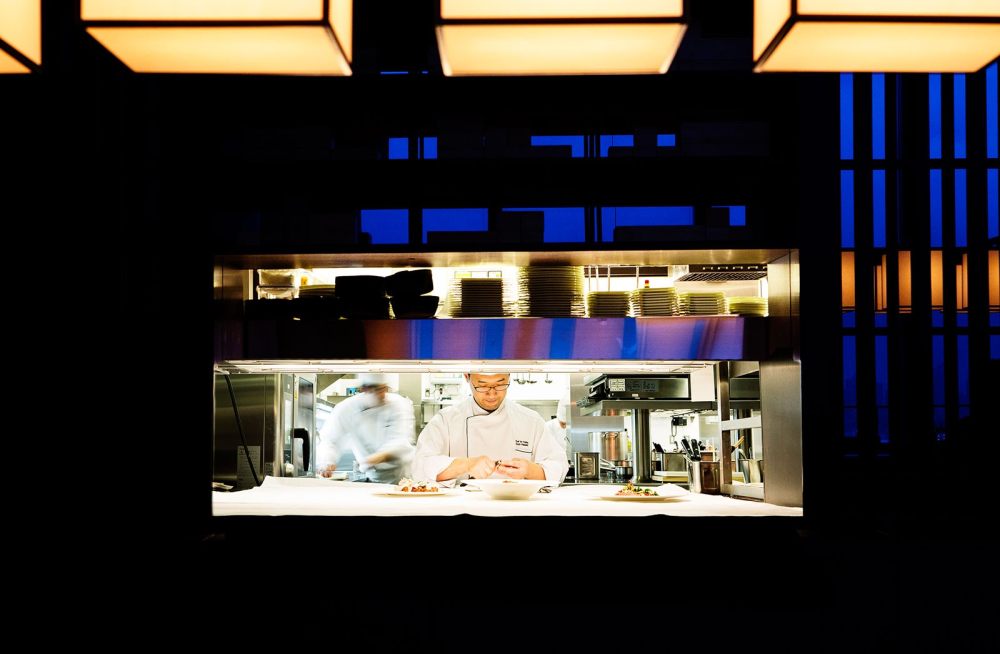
[
  {"xmin": 598, "ymin": 494, "xmax": 689, "ymax": 502},
  {"xmin": 375, "ymin": 489, "xmax": 450, "ymax": 497}
]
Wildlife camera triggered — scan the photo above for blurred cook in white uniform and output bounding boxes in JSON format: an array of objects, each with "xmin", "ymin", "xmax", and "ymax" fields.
[
  {"xmin": 412, "ymin": 372, "xmax": 569, "ymax": 485},
  {"xmin": 317, "ymin": 373, "xmax": 415, "ymax": 484},
  {"xmin": 543, "ymin": 401, "xmax": 573, "ymax": 465}
]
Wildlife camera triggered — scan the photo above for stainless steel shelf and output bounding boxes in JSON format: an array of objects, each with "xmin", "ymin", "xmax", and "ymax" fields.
[
  {"xmin": 220, "ymin": 315, "xmax": 767, "ymax": 364},
  {"xmin": 578, "ymin": 399, "xmax": 716, "ymax": 415}
]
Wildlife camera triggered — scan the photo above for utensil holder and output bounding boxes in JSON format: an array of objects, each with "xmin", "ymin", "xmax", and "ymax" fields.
[{"xmin": 687, "ymin": 460, "xmax": 720, "ymax": 495}]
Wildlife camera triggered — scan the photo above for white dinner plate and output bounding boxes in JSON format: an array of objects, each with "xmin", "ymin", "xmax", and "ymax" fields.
[
  {"xmin": 598, "ymin": 494, "xmax": 689, "ymax": 502},
  {"xmin": 376, "ymin": 489, "xmax": 450, "ymax": 497}
]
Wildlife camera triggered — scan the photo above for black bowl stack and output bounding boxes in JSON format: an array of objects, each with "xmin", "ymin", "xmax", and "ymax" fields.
[{"xmin": 385, "ymin": 269, "xmax": 439, "ymax": 318}]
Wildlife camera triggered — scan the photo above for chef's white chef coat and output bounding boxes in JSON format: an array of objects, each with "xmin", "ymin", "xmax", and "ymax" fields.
[
  {"xmin": 317, "ymin": 392, "xmax": 415, "ymax": 484},
  {"xmin": 413, "ymin": 396, "xmax": 569, "ymax": 485},
  {"xmin": 543, "ymin": 417, "xmax": 572, "ymax": 464}
]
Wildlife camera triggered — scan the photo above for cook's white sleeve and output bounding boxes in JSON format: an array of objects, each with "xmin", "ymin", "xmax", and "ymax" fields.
[
  {"xmin": 534, "ymin": 420, "xmax": 570, "ymax": 483},
  {"xmin": 316, "ymin": 406, "xmax": 345, "ymax": 469},
  {"xmin": 412, "ymin": 413, "xmax": 455, "ymax": 483},
  {"xmin": 375, "ymin": 397, "xmax": 416, "ymax": 465}
]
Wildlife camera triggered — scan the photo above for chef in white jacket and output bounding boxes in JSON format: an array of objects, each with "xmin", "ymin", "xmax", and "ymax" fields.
[
  {"xmin": 317, "ymin": 373, "xmax": 415, "ymax": 484},
  {"xmin": 413, "ymin": 372, "xmax": 569, "ymax": 485},
  {"xmin": 543, "ymin": 401, "xmax": 572, "ymax": 465}
]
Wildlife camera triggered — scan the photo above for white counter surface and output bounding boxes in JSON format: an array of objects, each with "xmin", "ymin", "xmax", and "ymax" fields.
[{"xmin": 213, "ymin": 477, "xmax": 802, "ymax": 518}]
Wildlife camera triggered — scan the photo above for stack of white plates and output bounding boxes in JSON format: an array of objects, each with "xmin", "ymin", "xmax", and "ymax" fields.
[
  {"xmin": 631, "ymin": 287, "xmax": 679, "ymax": 316},
  {"xmin": 449, "ymin": 278, "xmax": 510, "ymax": 317},
  {"xmin": 518, "ymin": 267, "xmax": 585, "ymax": 317},
  {"xmin": 297, "ymin": 284, "xmax": 336, "ymax": 298},
  {"xmin": 678, "ymin": 291, "xmax": 726, "ymax": 315},
  {"xmin": 586, "ymin": 291, "xmax": 631, "ymax": 317},
  {"xmin": 726, "ymin": 296, "xmax": 768, "ymax": 316}
]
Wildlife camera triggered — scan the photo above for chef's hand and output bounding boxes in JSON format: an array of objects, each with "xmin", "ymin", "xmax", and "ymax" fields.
[
  {"xmin": 466, "ymin": 455, "xmax": 497, "ymax": 479},
  {"xmin": 495, "ymin": 458, "xmax": 530, "ymax": 479},
  {"xmin": 319, "ymin": 464, "xmax": 337, "ymax": 478},
  {"xmin": 366, "ymin": 452, "xmax": 392, "ymax": 465}
]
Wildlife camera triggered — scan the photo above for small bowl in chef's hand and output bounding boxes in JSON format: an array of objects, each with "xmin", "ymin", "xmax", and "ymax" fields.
[{"xmin": 464, "ymin": 478, "xmax": 555, "ymax": 500}]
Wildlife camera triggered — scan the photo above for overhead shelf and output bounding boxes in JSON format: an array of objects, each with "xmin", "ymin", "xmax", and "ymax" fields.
[
  {"xmin": 578, "ymin": 399, "xmax": 717, "ymax": 415},
  {"xmin": 218, "ymin": 315, "xmax": 769, "ymax": 365}
]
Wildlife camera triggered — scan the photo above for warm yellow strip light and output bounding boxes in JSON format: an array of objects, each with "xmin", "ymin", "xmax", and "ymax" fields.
[
  {"xmin": 81, "ymin": 0, "xmax": 324, "ymax": 21},
  {"xmin": 798, "ymin": 0, "xmax": 1000, "ymax": 18},
  {"xmin": 82, "ymin": 0, "xmax": 351, "ymax": 74},
  {"xmin": 0, "ymin": 51, "xmax": 28, "ymax": 73},
  {"xmin": 0, "ymin": 0, "xmax": 41, "ymax": 71},
  {"xmin": 441, "ymin": 0, "xmax": 683, "ymax": 20},
  {"xmin": 438, "ymin": 23, "xmax": 686, "ymax": 76},
  {"xmin": 86, "ymin": 27, "xmax": 351, "ymax": 75},
  {"xmin": 841, "ymin": 252, "xmax": 855, "ymax": 309},
  {"xmin": 757, "ymin": 21, "xmax": 1000, "ymax": 73}
]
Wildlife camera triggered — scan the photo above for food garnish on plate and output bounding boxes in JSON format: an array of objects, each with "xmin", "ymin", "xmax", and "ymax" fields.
[
  {"xmin": 396, "ymin": 477, "xmax": 440, "ymax": 493},
  {"xmin": 615, "ymin": 481, "xmax": 658, "ymax": 497}
]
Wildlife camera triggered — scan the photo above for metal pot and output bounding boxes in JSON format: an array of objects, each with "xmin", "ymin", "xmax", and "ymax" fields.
[
  {"xmin": 614, "ymin": 460, "xmax": 633, "ymax": 482},
  {"xmin": 596, "ymin": 431, "xmax": 626, "ymax": 461}
]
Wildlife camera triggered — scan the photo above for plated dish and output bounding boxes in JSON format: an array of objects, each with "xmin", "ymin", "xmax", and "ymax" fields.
[{"xmin": 464, "ymin": 478, "xmax": 555, "ymax": 500}]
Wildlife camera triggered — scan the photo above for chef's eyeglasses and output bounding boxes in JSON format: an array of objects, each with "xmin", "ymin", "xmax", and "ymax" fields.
[{"xmin": 472, "ymin": 383, "xmax": 510, "ymax": 393}]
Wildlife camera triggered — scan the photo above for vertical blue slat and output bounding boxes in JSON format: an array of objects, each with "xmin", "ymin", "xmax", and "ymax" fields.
[
  {"xmin": 872, "ymin": 74, "xmax": 885, "ymax": 160},
  {"xmin": 932, "ymin": 335, "xmax": 945, "ymax": 406},
  {"xmin": 953, "ymin": 74, "xmax": 966, "ymax": 159},
  {"xmin": 840, "ymin": 73, "xmax": 854, "ymax": 160},
  {"xmin": 929, "ymin": 74, "xmax": 942, "ymax": 159},
  {"xmin": 875, "ymin": 335, "xmax": 889, "ymax": 443},
  {"xmin": 987, "ymin": 62, "xmax": 998, "ymax": 159},
  {"xmin": 930, "ymin": 169, "xmax": 942, "ymax": 247},
  {"xmin": 989, "ymin": 168, "xmax": 999, "ymax": 239},
  {"xmin": 388, "ymin": 137, "xmax": 409, "ymax": 160},
  {"xmin": 843, "ymin": 335, "xmax": 857, "ymax": 438},
  {"xmin": 873, "ymin": 169, "xmax": 886, "ymax": 247},
  {"xmin": 957, "ymin": 335, "xmax": 969, "ymax": 407},
  {"xmin": 843, "ymin": 335, "xmax": 857, "ymax": 405},
  {"xmin": 422, "ymin": 137, "xmax": 438, "ymax": 160},
  {"xmin": 841, "ymin": 170, "xmax": 855, "ymax": 248},
  {"xmin": 954, "ymin": 169, "xmax": 967, "ymax": 247}
]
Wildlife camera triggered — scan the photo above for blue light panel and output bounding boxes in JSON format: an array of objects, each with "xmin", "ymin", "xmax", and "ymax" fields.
[
  {"xmin": 929, "ymin": 74, "xmax": 942, "ymax": 159},
  {"xmin": 932, "ymin": 335, "xmax": 945, "ymax": 406},
  {"xmin": 989, "ymin": 168, "xmax": 998, "ymax": 239},
  {"xmin": 388, "ymin": 137, "xmax": 409, "ymax": 160},
  {"xmin": 657, "ymin": 134, "xmax": 677, "ymax": 147},
  {"xmin": 422, "ymin": 137, "xmax": 438, "ymax": 160},
  {"xmin": 873, "ymin": 169, "xmax": 886, "ymax": 247},
  {"xmin": 422, "ymin": 208, "xmax": 489, "ymax": 243},
  {"xmin": 840, "ymin": 73, "xmax": 854, "ymax": 160},
  {"xmin": 957, "ymin": 335, "xmax": 969, "ymax": 407},
  {"xmin": 955, "ymin": 169, "xmax": 967, "ymax": 247},
  {"xmin": 502, "ymin": 207, "xmax": 586, "ymax": 243},
  {"xmin": 600, "ymin": 135, "xmax": 635, "ymax": 158},
  {"xmin": 600, "ymin": 206, "xmax": 694, "ymax": 242},
  {"xmin": 843, "ymin": 335, "xmax": 857, "ymax": 438},
  {"xmin": 872, "ymin": 74, "xmax": 885, "ymax": 160},
  {"xmin": 930, "ymin": 169, "xmax": 942, "ymax": 247},
  {"xmin": 875, "ymin": 335, "xmax": 889, "ymax": 443},
  {"xmin": 530, "ymin": 135, "xmax": 585, "ymax": 158},
  {"xmin": 841, "ymin": 170, "xmax": 855, "ymax": 247},
  {"xmin": 987, "ymin": 62, "xmax": 998, "ymax": 159},
  {"xmin": 361, "ymin": 209, "xmax": 409, "ymax": 245},
  {"xmin": 954, "ymin": 74, "xmax": 966, "ymax": 159}
]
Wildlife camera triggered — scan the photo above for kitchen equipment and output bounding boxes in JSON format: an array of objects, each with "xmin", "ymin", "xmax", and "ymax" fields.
[
  {"xmin": 687, "ymin": 460, "xmax": 720, "ymax": 495},
  {"xmin": 740, "ymin": 458, "xmax": 764, "ymax": 484},
  {"xmin": 574, "ymin": 452, "xmax": 600, "ymax": 480},
  {"xmin": 614, "ymin": 460, "xmax": 633, "ymax": 482},
  {"xmin": 586, "ymin": 374, "xmax": 690, "ymax": 401},
  {"xmin": 599, "ymin": 431, "xmax": 626, "ymax": 461}
]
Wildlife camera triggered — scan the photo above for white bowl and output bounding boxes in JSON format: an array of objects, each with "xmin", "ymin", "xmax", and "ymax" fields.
[{"xmin": 465, "ymin": 478, "xmax": 555, "ymax": 500}]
